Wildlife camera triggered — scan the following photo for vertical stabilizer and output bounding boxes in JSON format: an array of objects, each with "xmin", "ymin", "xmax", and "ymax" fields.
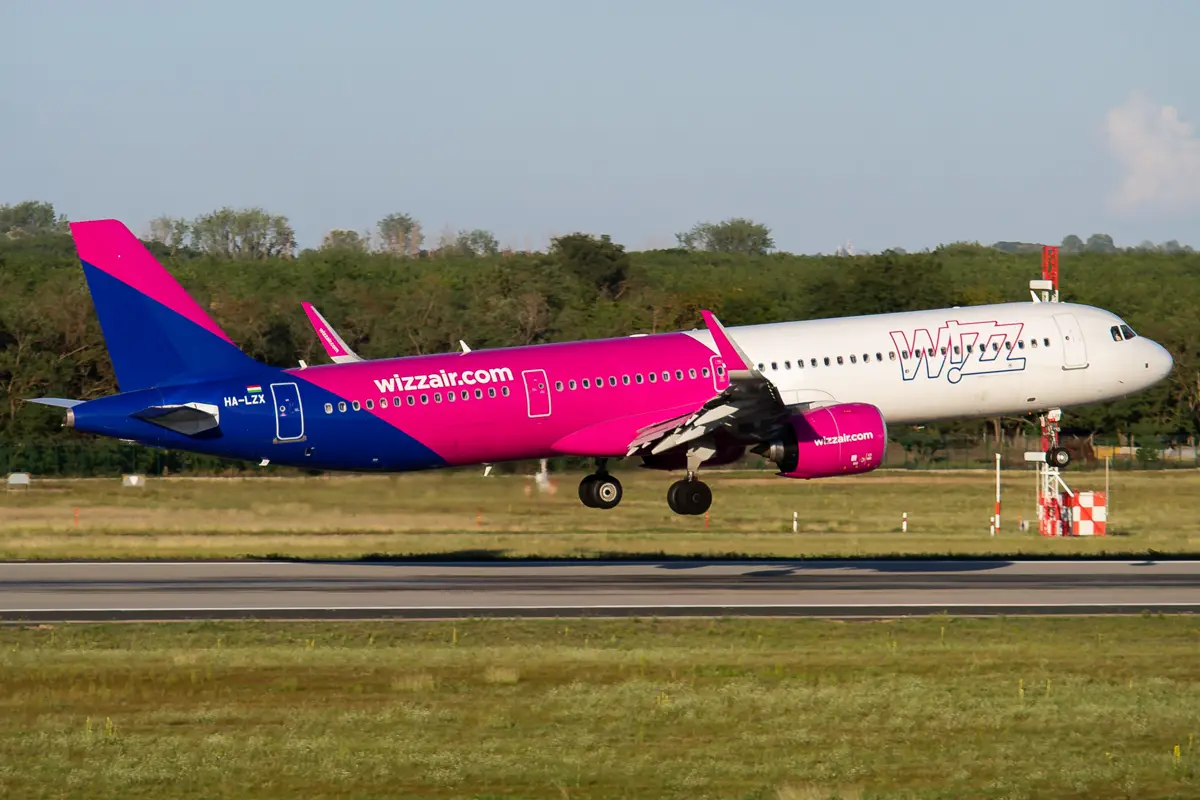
[{"xmin": 70, "ymin": 219, "xmax": 260, "ymax": 391}]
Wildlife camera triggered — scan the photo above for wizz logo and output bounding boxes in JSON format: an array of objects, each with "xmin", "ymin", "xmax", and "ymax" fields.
[{"xmin": 889, "ymin": 320, "xmax": 1026, "ymax": 384}]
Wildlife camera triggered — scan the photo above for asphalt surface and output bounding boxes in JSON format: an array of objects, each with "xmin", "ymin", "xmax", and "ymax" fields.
[{"xmin": 0, "ymin": 559, "xmax": 1197, "ymax": 621}]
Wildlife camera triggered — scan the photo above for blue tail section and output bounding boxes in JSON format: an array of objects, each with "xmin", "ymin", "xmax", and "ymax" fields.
[{"xmin": 72, "ymin": 220, "xmax": 262, "ymax": 391}]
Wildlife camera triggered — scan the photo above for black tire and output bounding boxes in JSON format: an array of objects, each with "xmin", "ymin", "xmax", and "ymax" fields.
[
  {"xmin": 578, "ymin": 474, "xmax": 600, "ymax": 507},
  {"xmin": 667, "ymin": 479, "xmax": 711, "ymax": 515},
  {"xmin": 667, "ymin": 480, "xmax": 686, "ymax": 514},
  {"xmin": 592, "ymin": 475, "xmax": 623, "ymax": 509}
]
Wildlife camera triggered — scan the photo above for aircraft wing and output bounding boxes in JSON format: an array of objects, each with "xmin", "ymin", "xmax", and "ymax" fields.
[
  {"xmin": 301, "ymin": 302, "xmax": 363, "ymax": 364},
  {"xmin": 625, "ymin": 311, "xmax": 795, "ymax": 457}
]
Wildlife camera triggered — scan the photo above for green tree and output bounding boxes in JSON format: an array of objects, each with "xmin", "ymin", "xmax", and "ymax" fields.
[
  {"xmin": 549, "ymin": 233, "xmax": 630, "ymax": 298},
  {"xmin": 377, "ymin": 213, "xmax": 422, "ymax": 257},
  {"xmin": 676, "ymin": 218, "xmax": 774, "ymax": 255},
  {"xmin": 190, "ymin": 207, "xmax": 295, "ymax": 260},
  {"xmin": 1060, "ymin": 234, "xmax": 1085, "ymax": 253},
  {"xmin": 320, "ymin": 229, "xmax": 370, "ymax": 252},
  {"xmin": 1085, "ymin": 233, "xmax": 1117, "ymax": 253},
  {"xmin": 0, "ymin": 201, "xmax": 68, "ymax": 238}
]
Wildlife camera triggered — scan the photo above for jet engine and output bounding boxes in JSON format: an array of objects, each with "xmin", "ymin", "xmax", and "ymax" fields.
[{"xmin": 755, "ymin": 402, "xmax": 887, "ymax": 479}]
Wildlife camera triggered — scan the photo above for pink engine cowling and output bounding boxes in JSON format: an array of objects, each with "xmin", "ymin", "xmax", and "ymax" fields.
[{"xmin": 759, "ymin": 402, "xmax": 887, "ymax": 479}]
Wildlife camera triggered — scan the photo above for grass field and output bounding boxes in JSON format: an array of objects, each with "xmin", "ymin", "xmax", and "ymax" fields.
[
  {"xmin": 1, "ymin": 616, "xmax": 1197, "ymax": 799},
  {"xmin": 0, "ymin": 468, "xmax": 1198, "ymax": 560}
]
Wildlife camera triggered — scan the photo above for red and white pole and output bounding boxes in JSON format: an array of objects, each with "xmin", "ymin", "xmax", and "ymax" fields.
[{"xmin": 994, "ymin": 453, "xmax": 1001, "ymax": 535}]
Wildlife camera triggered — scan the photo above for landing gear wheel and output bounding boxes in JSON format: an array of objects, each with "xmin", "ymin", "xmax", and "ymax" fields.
[
  {"xmin": 591, "ymin": 475, "xmax": 622, "ymax": 510},
  {"xmin": 578, "ymin": 474, "xmax": 601, "ymax": 508},
  {"xmin": 667, "ymin": 479, "xmax": 712, "ymax": 515},
  {"xmin": 1047, "ymin": 446, "xmax": 1070, "ymax": 468},
  {"xmin": 579, "ymin": 473, "xmax": 622, "ymax": 509}
]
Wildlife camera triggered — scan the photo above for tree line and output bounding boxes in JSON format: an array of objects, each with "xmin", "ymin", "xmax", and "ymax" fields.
[{"xmin": 1, "ymin": 201, "xmax": 1197, "ymax": 460}]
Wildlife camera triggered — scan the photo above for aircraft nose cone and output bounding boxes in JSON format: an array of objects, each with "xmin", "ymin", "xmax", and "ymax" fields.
[{"xmin": 1145, "ymin": 340, "xmax": 1173, "ymax": 383}]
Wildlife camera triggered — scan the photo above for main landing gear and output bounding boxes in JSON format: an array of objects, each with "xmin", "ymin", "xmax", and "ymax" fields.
[
  {"xmin": 666, "ymin": 445, "xmax": 715, "ymax": 516},
  {"xmin": 579, "ymin": 459, "xmax": 623, "ymax": 510}
]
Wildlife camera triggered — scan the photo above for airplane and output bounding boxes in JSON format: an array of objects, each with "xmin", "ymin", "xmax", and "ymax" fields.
[{"xmin": 30, "ymin": 220, "xmax": 1173, "ymax": 516}]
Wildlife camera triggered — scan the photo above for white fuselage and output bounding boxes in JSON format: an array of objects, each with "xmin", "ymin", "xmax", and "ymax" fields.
[{"xmin": 686, "ymin": 301, "xmax": 1172, "ymax": 424}]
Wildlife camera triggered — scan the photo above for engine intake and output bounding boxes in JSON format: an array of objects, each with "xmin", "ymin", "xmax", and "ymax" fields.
[{"xmin": 759, "ymin": 403, "xmax": 887, "ymax": 479}]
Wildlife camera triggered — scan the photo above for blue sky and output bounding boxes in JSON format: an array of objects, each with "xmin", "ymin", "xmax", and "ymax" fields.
[{"xmin": 3, "ymin": 0, "xmax": 1198, "ymax": 253}]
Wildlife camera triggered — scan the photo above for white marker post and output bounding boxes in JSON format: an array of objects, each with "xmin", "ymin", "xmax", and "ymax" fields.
[
  {"xmin": 792, "ymin": 511, "xmax": 798, "ymax": 534},
  {"xmin": 994, "ymin": 453, "xmax": 1002, "ymax": 536},
  {"xmin": 902, "ymin": 512, "xmax": 908, "ymax": 534}
]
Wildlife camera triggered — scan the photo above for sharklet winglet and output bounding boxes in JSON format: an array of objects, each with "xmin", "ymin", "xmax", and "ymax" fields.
[
  {"xmin": 301, "ymin": 302, "xmax": 363, "ymax": 364},
  {"xmin": 699, "ymin": 310, "xmax": 758, "ymax": 376}
]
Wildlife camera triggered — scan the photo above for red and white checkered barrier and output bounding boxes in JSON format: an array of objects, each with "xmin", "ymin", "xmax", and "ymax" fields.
[{"xmin": 1067, "ymin": 491, "xmax": 1107, "ymax": 536}]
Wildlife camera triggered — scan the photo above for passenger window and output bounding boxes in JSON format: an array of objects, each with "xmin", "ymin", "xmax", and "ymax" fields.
[
  {"xmin": 648, "ymin": 373, "xmax": 657, "ymax": 383},
  {"xmin": 717, "ymin": 366, "xmax": 725, "ymax": 376},
  {"xmin": 352, "ymin": 400, "xmax": 361, "ymax": 411},
  {"xmin": 966, "ymin": 345, "xmax": 973, "ymax": 353},
  {"xmin": 635, "ymin": 374, "xmax": 644, "ymax": 384},
  {"xmin": 991, "ymin": 343, "xmax": 999, "ymax": 351},
  {"xmin": 770, "ymin": 362, "xmax": 778, "ymax": 371},
  {"xmin": 798, "ymin": 360, "xmax": 804, "ymax": 369},
  {"xmin": 502, "ymin": 386, "xmax": 512, "ymax": 397},
  {"xmin": 940, "ymin": 347, "xmax": 947, "ymax": 355},
  {"xmin": 622, "ymin": 375, "xmax": 630, "ymax": 385},
  {"xmin": 569, "ymin": 380, "xmax": 577, "ymax": 390},
  {"xmin": 448, "ymin": 391, "xmax": 456, "ymax": 402},
  {"xmin": 488, "ymin": 388, "xmax": 496, "ymax": 398},
  {"xmin": 407, "ymin": 396, "xmax": 416, "ymax": 406},
  {"xmin": 609, "ymin": 376, "xmax": 617, "ymax": 387},
  {"xmin": 849, "ymin": 355, "xmax": 857, "ymax": 364},
  {"xmin": 366, "ymin": 399, "xmax": 374, "ymax": 410},
  {"xmin": 875, "ymin": 353, "xmax": 882, "ymax": 362},
  {"xmin": 888, "ymin": 352, "xmax": 896, "ymax": 361},
  {"xmin": 461, "ymin": 390, "xmax": 469, "ymax": 400},
  {"xmin": 474, "ymin": 389, "xmax": 483, "ymax": 399},
  {"xmin": 324, "ymin": 403, "xmax": 333, "ymax": 414},
  {"xmin": 596, "ymin": 377, "xmax": 603, "ymax": 388},
  {"xmin": 582, "ymin": 379, "xmax": 590, "ymax": 388},
  {"xmin": 783, "ymin": 361, "xmax": 791, "ymax": 370},
  {"xmin": 1017, "ymin": 341, "xmax": 1025, "ymax": 349},
  {"xmin": 953, "ymin": 346, "xmax": 960, "ymax": 356},
  {"xmin": 823, "ymin": 357, "xmax": 831, "ymax": 366},
  {"xmin": 757, "ymin": 364, "xmax": 765, "ymax": 371},
  {"xmin": 393, "ymin": 397, "xmax": 401, "ymax": 407},
  {"xmin": 1031, "ymin": 339, "xmax": 1038, "ymax": 348},
  {"xmin": 420, "ymin": 394, "xmax": 429, "ymax": 404},
  {"xmin": 1043, "ymin": 338, "xmax": 1050, "ymax": 347},
  {"xmin": 434, "ymin": 392, "xmax": 442, "ymax": 403},
  {"xmin": 702, "ymin": 367, "xmax": 710, "ymax": 378},
  {"xmin": 689, "ymin": 368, "xmax": 697, "ymax": 378},
  {"xmin": 662, "ymin": 371, "xmax": 671, "ymax": 382},
  {"xmin": 862, "ymin": 354, "xmax": 869, "ymax": 363},
  {"xmin": 338, "ymin": 401, "xmax": 347, "ymax": 412},
  {"xmin": 837, "ymin": 356, "xmax": 844, "ymax": 365},
  {"xmin": 1004, "ymin": 341, "xmax": 1012, "ymax": 350},
  {"xmin": 555, "ymin": 381, "xmax": 564, "ymax": 391},
  {"xmin": 675, "ymin": 369, "xmax": 683, "ymax": 380}
]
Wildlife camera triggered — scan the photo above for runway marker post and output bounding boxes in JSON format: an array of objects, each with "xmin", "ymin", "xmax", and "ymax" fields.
[
  {"xmin": 902, "ymin": 512, "xmax": 908, "ymax": 533},
  {"xmin": 791, "ymin": 511, "xmax": 798, "ymax": 533},
  {"xmin": 994, "ymin": 453, "xmax": 1002, "ymax": 535}
]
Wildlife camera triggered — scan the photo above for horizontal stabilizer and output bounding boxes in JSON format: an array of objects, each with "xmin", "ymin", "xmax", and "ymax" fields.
[
  {"xmin": 132, "ymin": 402, "xmax": 221, "ymax": 436},
  {"xmin": 27, "ymin": 398, "xmax": 84, "ymax": 409},
  {"xmin": 302, "ymin": 302, "xmax": 363, "ymax": 364}
]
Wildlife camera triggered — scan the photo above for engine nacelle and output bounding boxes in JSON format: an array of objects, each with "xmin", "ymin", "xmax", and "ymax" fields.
[{"xmin": 759, "ymin": 403, "xmax": 887, "ymax": 479}]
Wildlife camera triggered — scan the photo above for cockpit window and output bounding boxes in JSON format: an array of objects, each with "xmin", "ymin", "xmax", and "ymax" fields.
[
  {"xmin": 1120, "ymin": 324, "xmax": 1137, "ymax": 340},
  {"xmin": 1111, "ymin": 325, "xmax": 1123, "ymax": 342}
]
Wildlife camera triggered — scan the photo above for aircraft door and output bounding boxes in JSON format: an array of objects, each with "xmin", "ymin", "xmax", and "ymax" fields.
[
  {"xmin": 710, "ymin": 356, "xmax": 730, "ymax": 392},
  {"xmin": 522, "ymin": 369, "xmax": 552, "ymax": 418},
  {"xmin": 270, "ymin": 382, "xmax": 306, "ymax": 441},
  {"xmin": 1052, "ymin": 313, "xmax": 1089, "ymax": 370}
]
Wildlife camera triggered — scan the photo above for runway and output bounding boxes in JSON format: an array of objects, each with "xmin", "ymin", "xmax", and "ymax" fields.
[{"xmin": 0, "ymin": 559, "xmax": 1198, "ymax": 621}]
